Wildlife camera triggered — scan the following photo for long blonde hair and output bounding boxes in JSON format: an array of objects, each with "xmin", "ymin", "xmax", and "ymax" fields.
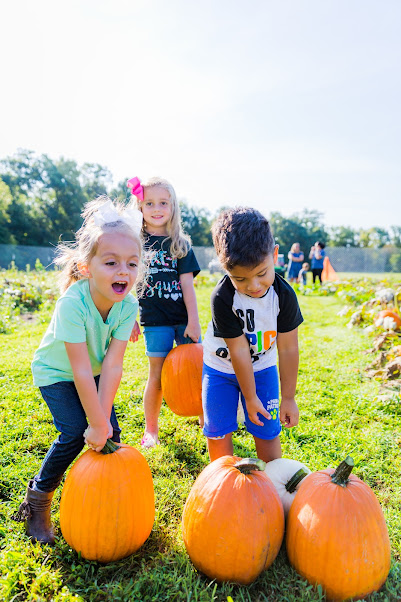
[
  {"xmin": 131, "ymin": 177, "xmax": 191, "ymax": 258},
  {"xmin": 54, "ymin": 195, "xmax": 143, "ymax": 293}
]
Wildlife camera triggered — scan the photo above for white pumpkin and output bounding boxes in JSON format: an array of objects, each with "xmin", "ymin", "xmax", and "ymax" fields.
[{"xmin": 264, "ymin": 458, "xmax": 311, "ymax": 516}]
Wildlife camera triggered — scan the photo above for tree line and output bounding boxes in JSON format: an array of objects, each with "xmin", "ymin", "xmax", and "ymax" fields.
[{"xmin": 1, "ymin": 150, "xmax": 400, "ymax": 258}]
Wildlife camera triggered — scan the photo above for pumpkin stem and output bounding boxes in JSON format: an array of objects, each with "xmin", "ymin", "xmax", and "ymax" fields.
[
  {"xmin": 235, "ymin": 458, "xmax": 266, "ymax": 474},
  {"xmin": 285, "ymin": 468, "xmax": 309, "ymax": 493},
  {"xmin": 331, "ymin": 456, "xmax": 354, "ymax": 486},
  {"xmin": 100, "ymin": 439, "xmax": 121, "ymax": 454}
]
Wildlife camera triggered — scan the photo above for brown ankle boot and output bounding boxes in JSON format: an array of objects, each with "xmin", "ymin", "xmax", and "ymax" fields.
[{"xmin": 12, "ymin": 480, "xmax": 55, "ymax": 545}]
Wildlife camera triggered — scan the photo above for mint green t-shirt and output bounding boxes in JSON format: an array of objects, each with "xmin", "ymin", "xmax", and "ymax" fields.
[{"xmin": 32, "ymin": 279, "xmax": 138, "ymax": 387}]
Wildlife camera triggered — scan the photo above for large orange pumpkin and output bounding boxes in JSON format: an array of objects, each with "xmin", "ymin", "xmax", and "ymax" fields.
[
  {"xmin": 377, "ymin": 309, "xmax": 401, "ymax": 330},
  {"xmin": 60, "ymin": 440, "xmax": 154, "ymax": 562},
  {"xmin": 286, "ymin": 456, "xmax": 391, "ymax": 601},
  {"xmin": 182, "ymin": 456, "xmax": 284, "ymax": 584},
  {"xmin": 161, "ymin": 342, "xmax": 203, "ymax": 416}
]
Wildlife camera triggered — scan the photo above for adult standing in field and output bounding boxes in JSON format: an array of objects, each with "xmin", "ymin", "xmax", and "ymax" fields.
[
  {"xmin": 287, "ymin": 242, "xmax": 304, "ymax": 283},
  {"xmin": 309, "ymin": 241, "xmax": 326, "ymax": 284}
]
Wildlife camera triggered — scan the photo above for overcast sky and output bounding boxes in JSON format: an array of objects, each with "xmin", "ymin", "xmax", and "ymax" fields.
[{"xmin": 1, "ymin": 0, "xmax": 400, "ymax": 230}]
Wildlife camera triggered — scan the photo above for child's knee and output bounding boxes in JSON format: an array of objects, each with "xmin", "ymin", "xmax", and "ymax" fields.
[{"xmin": 148, "ymin": 374, "xmax": 162, "ymax": 391}]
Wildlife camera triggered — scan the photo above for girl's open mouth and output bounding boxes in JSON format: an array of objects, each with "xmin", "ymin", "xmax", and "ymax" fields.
[{"xmin": 112, "ymin": 282, "xmax": 128, "ymax": 294}]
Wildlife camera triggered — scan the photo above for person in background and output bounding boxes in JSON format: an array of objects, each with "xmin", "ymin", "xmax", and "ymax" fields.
[
  {"xmin": 287, "ymin": 242, "xmax": 304, "ymax": 283},
  {"xmin": 297, "ymin": 262, "xmax": 310, "ymax": 286},
  {"xmin": 309, "ymin": 241, "xmax": 326, "ymax": 284}
]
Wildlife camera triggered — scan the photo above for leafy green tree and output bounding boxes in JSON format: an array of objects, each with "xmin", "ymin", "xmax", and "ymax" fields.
[
  {"xmin": 109, "ymin": 179, "xmax": 132, "ymax": 203},
  {"xmin": 357, "ymin": 227, "xmax": 390, "ymax": 249},
  {"xmin": 180, "ymin": 200, "xmax": 212, "ymax": 246},
  {"xmin": 80, "ymin": 163, "xmax": 112, "ymax": 200},
  {"xmin": 389, "ymin": 252, "xmax": 401, "ymax": 272},
  {"xmin": 0, "ymin": 151, "xmax": 108, "ymax": 245},
  {"xmin": 327, "ymin": 226, "xmax": 357, "ymax": 247},
  {"xmin": 0, "ymin": 179, "xmax": 14, "ymax": 243},
  {"xmin": 269, "ymin": 209, "xmax": 327, "ymax": 257},
  {"xmin": 390, "ymin": 226, "xmax": 401, "ymax": 248}
]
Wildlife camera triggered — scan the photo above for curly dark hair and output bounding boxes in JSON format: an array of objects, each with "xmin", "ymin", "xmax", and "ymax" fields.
[{"xmin": 211, "ymin": 207, "xmax": 275, "ymax": 270}]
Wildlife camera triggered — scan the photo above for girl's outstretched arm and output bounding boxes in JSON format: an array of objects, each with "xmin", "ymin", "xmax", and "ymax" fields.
[
  {"xmin": 97, "ymin": 337, "xmax": 128, "ymax": 420},
  {"xmin": 181, "ymin": 272, "xmax": 201, "ymax": 342},
  {"xmin": 65, "ymin": 342, "xmax": 109, "ymax": 451}
]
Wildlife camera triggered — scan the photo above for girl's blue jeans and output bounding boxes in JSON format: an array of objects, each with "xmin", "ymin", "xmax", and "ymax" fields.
[{"xmin": 33, "ymin": 376, "xmax": 121, "ymax": 493}]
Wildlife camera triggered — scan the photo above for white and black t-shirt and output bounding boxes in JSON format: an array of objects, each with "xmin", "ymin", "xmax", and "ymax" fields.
[{"xmin": 203, "ymin": 274, "xmax": 303, "ymax": 374}]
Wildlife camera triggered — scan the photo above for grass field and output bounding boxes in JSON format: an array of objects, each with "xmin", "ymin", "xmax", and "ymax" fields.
[{"xmin": 1, "ymin": 276, "xmax": 400, "ymax": 601}]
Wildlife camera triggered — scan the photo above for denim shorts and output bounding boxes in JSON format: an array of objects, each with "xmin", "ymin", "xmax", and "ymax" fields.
[
  {"xmin": 202, "ymin": 363, "xmax": 281, "ymax": 441},
  {"xmin": 143, "ymin": 324, "xmax": 200, "ymax": 357}
]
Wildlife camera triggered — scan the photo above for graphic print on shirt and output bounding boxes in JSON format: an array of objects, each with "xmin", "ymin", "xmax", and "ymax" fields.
[
  {"xmin": 212, "ymin": 291, "xmax": 279, "ymax": 367},
  {"xmin": 144, "ymin": 249, "xmax": 183, "ymax": 300},
  {"xmin": 236, "ymin": 308, "xmax": 277, "ymax": 362}
]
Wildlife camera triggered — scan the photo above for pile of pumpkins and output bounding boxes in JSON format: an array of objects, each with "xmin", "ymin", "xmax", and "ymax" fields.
[
  {"xmin": 182, "ymin": 454, "xmax": 391, "ymax": 601},
  {"xmin": 58, "ymin": 343, "xmax": 391, "ymax": 601}
]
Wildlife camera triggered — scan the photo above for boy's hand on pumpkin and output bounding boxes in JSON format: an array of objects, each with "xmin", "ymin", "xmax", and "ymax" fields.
[
  {"xmin": 129, "ymin": 321, "xmax": 141, "ymax": 343},
  {"xmin": 84, "ymin": 424, "xmax": 109, "ymax": 452},
  {"xmin": 280, "ymin": 398, "xmax": 299, "ymax": 428},
  {"xmin": 245, "ymin": 396, "xmax": 271, "ymax": 426}
]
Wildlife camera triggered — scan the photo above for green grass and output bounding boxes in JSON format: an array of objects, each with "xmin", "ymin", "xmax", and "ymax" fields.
[{"xmin": 1, "ymin": 281, "xmax": 401, "ymax": 601}]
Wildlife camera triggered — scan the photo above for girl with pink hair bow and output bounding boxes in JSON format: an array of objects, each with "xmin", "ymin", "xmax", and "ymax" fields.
[{"xmin": 127, "ymin": 176, "xmax": 202, "ymax": 448}]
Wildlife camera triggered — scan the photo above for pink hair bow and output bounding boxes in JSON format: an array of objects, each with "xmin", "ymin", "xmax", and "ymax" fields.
[{"xmin": 127, "ymin": 177, "xmax": 144, "ymax": 201}]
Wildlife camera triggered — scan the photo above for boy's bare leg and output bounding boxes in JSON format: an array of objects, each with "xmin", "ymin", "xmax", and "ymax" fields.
[
  {"xmin": 254, "ymin": 435, "xmax": 282, "ymax": 463},
  {"xmin": 143, "ymin": 356, "xmax": 165, "ymax": 439},
  {"xmin": 207, "ymin": 433, "xmax": 234, "ymax": 462}
]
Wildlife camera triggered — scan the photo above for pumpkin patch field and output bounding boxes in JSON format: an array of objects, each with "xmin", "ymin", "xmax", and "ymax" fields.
[{"xmin": 1, "ymin": 268, "xmax": 401, "ymax": 601}]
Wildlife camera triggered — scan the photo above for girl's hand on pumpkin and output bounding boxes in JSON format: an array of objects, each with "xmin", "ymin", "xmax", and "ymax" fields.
[
  {"xmin": 129, "ymin": 321, "xmax": 141, "ymax": 343},
  {"xmin": 280, "ymin": 398, "xmax": 299, "ymax": 428},
  {"xmin": 84, "ymin": 424, "xmax": 109, "ymax": 452},
  {"xmin": 184, "ymin": 321, "xmax": 201, "ymax": 343},
  {"xmin": 245, "ymin": 396, "xmax": 271, "ymax": 426}
]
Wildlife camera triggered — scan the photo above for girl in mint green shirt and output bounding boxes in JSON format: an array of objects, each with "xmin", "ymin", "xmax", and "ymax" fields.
[{"xmin": 13, "ymin": 197, "xmax": 143, "ymax": 545}]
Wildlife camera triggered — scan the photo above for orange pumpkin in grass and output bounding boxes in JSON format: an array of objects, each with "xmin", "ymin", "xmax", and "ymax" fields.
[
  {"xmin": 161, "ymin": 343, "xmax": 203, "ymax": 416},
  {"xmin": 60, "ymin": 440, "xmax": 154, "ymax": 562},
  {"xmin": 182, "ymin": 456, "xmax": 284, "ymax": 584},
  {"xmin": 286, "ymin": 456, "xmax": 390, "ymax": 601},
  {"xmin": 377, "ymin": 309, "xmax": 401, "ymax": 330}
]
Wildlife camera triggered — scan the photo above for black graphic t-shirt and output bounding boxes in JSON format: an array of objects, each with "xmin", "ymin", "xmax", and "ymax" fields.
[
  {"xmin": 138, "ymin": 235, "xmax": 200, "ymax": 326},
  {"xmin": 202, "ymin": 273, "xmax": 303, "ymax": 374}
]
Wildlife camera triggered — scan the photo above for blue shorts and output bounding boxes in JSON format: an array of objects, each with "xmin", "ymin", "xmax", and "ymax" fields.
[
  {"xmin": 202, "ymin": 363, "xmax": 281, "ymax": 441},
  {"xmin": 143, "ymin": 324, "xmax": 200, "ymax": 357}
]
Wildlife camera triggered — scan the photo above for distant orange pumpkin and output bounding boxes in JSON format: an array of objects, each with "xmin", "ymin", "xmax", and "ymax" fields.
[
  {"xmin": 378, "ymin": 310, "xmax": 401, "ymax": 330},
  {"xmin": 161, "ymin": 343, "xmax": 203, "ymax": 416}
]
